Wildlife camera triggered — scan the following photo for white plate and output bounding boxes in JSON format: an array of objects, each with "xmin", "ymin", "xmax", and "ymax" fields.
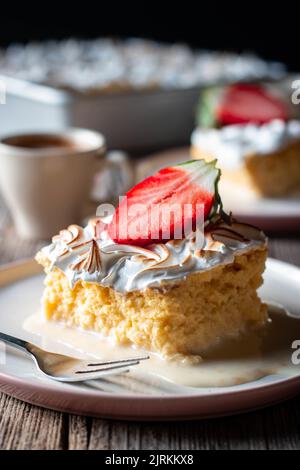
[
  {"xmin": 220, "ymin": 180, "xmax": 300, "ymax": 231},
  {"xmin": 0, "ymin": 258, "xmax": 300, "ymax": 420},
  {"xmin": 137, "ymin": 148, "xmax": 300, "ymax": 231}
]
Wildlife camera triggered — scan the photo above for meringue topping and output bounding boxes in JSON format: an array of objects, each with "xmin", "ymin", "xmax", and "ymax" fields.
[{"xmin": 39, "ymin": 216, "xmax": 266, "ymax": 293}]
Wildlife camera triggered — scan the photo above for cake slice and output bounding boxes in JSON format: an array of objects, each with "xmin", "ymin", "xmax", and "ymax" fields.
[
  {"xmin": 193, "ymin": 83, "xmax": 300, "ymax": 197},
  {"xmin": 36, "ymin": 159, "xmax": 267, "ymax": 360},
  {"xmin": 191, "ymin": 120, "xmax": 300, "ymax": 197}
]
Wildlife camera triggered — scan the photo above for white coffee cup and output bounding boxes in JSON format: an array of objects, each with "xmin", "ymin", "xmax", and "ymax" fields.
[{"xmin": 0, "ymin": 128, "xmax": 106, "ymax": 239}]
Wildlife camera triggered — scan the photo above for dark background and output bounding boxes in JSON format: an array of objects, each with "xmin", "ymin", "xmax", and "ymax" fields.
[{"xmin": 0, "ymin": 7, "xmax": 299, "ymax": 71}]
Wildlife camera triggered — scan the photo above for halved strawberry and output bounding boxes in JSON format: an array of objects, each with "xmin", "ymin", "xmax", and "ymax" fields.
[
  {"xmin": 216, "ymin": 84, "xmax": 288, "ymax": 126},
  {"xmin": 108, "ymin": 159, "xmax": 221, "ymax": 246}
]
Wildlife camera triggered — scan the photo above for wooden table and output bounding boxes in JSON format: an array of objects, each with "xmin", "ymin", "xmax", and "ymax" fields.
[{"xmin": 0, "ymin": 196, "xmax": 300, "ymax": 450}]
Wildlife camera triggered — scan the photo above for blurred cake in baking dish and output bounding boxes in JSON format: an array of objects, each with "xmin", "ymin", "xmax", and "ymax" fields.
[
  {"xmin": 36, "ymin": 159, "xmax": 267, "ymax": 360},
  {"xmin": 0, "ymin": 40, "xmax": 285, "ymax": 94},
  {"xmin": 192, "ymin": 83, "xmax": 300, "ymax": 197}
]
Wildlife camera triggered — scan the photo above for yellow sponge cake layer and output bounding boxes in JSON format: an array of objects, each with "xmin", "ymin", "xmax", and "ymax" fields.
[
  {"xmin": 39, "ymin": 246, "xmax": 267, "ymax": 358},
  {"xmin": 191, "ymin": 141, "xmax": 300, "ymax": 198},
  {"xmin": 245, "ymin": 140, "xmax": 300, "ymax": 197}
]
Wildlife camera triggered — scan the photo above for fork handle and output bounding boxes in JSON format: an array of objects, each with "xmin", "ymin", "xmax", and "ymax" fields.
[{"xmin": 0, "ymin": 331, "xmax": 28, "ymax": 353}]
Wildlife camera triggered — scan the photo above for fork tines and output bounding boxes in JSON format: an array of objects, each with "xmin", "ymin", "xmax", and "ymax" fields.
[
  {"xmin": 87, "ymin": 355, "xmax": 149, "ymax": 367},
  {"xmin": 75, "ymin": 355, "xmax": 149, "ymax": 375}
]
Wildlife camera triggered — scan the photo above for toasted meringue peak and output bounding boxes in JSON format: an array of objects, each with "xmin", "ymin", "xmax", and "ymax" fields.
[
  {"xmin": 52, "ymin": 224, "xmax": 83, "ymax": 245},
  {"xmin": 70, "ymin": 239, "xmax": 102, "ymax": 274}
]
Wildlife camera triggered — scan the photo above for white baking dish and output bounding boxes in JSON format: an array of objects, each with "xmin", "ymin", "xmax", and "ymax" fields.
[{"xmin": 0, "ymin": 75, "xmax": 202, "ymax": 151}]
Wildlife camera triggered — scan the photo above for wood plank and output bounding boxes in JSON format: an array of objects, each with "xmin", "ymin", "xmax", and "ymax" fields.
[
  {"xmin": 262, "ymin": 397, "xmax": 300, "ymax": 450},
  {"xmin": 0, "ymin": 394, "xmax": 66, "ymax": 450},
  {"xmin": 68, "ymin": 415, "xmax": 90, "ymax": 450},
  {"xmin": 88, "ymin": 419, "xmax": 111, "ymax": 450}
]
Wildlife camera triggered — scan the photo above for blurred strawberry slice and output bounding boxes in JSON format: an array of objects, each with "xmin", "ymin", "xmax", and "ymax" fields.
[
  {"xmin": 217, "ymin": 84, "xmax": 288, "ymax": 126},
  {"xmin": 108, "ymin": 160, "xmax": 220, "ymax": 246}
]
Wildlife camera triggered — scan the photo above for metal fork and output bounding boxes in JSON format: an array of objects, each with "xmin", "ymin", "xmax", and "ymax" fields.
[{"xmin": 0, "ymin": 332, "xmax": 149, "ymax": 382}]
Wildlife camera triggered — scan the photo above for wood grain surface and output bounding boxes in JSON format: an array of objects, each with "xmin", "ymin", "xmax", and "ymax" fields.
[{"xmin": 0, "ymin": 162, "xmax": 300, "ymax": 449}]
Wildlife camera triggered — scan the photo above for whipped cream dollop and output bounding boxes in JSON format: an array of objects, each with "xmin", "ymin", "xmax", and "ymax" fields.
[
  {"xmin": 191, "ymin": 120, "xmax": 300, "ymax": 170},
  {"xmin": 39, "ymin": 217, "xmax": 266, "ymax": 293}
]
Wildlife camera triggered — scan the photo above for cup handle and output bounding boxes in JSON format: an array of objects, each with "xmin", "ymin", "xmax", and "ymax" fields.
[{"xmin": 90, "ymin": 149, "xmax": 135, "ymax": 207}]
